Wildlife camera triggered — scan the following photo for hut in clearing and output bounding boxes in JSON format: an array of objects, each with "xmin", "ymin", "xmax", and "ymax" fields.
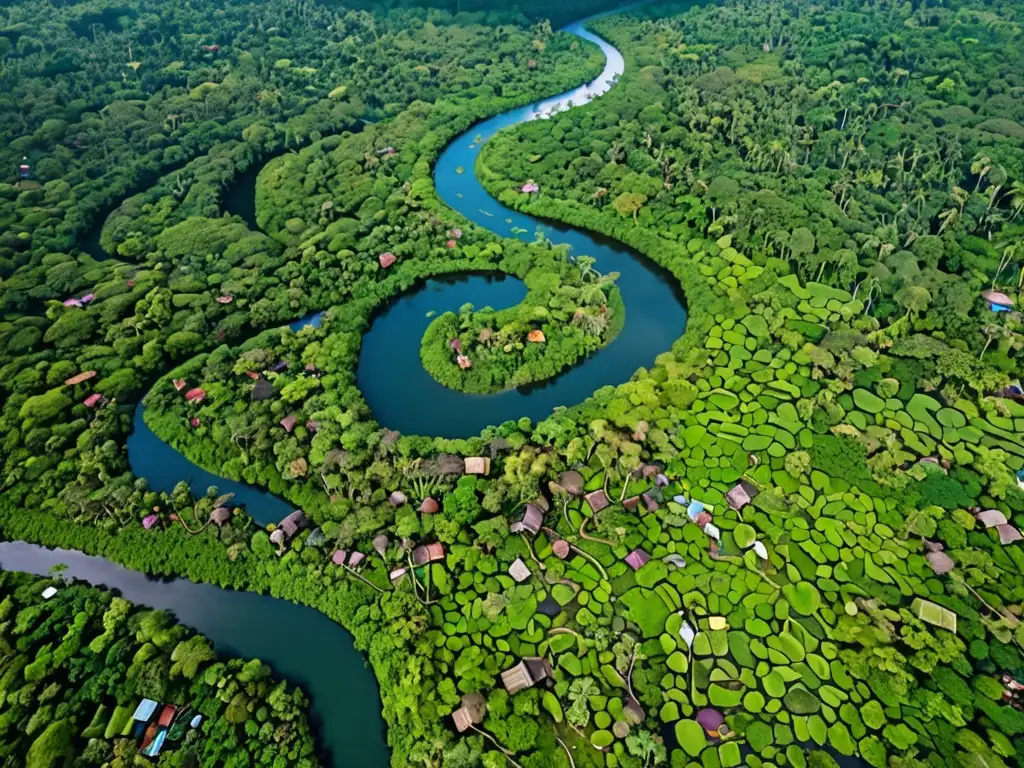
[
  {"xmin": 412, "ymin": 542, "xmax": 445, "ymax": 566},
  {"xmin": 501, "ymin": 657, "xmax": 552, "ymax": 694},
  {"xmin": 510, "ymin": 504, "xmax": 543, "ymax": 535},
  {"xmin": 279, "ymin": 510, "xmax": 307, "ymax": 539},
  {"xmin": 464, "ymin": 457, "xmax": 490, "ymax": 475}
]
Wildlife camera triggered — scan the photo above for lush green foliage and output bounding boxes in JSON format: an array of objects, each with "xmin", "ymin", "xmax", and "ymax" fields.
[
  {"xmin": 0, "ymin": 568, "xmax": 317, "ymax": 767},
  {"xmin": 2, "ymin": 0, "xmax": 1024, "ymax": 766},
  {"xmin": 420, "ymin": 262, "xmax": 623, "ymax": 394}
]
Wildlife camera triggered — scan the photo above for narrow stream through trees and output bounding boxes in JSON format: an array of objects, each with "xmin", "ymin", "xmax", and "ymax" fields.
[{"xmin": 7, "ymin": 9, "xmax": 691, "ymax": 768}]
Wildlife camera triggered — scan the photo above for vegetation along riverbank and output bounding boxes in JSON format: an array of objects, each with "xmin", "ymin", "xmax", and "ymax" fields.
[{"xmin": 1, "ymin": 0, "xmax": 1024, "ymax": 766}]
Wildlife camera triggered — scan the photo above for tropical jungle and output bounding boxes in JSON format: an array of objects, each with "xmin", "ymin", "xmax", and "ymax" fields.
[{"xmin": 1, "ymin": 0, "xmax": 1023, "ymax": 766}]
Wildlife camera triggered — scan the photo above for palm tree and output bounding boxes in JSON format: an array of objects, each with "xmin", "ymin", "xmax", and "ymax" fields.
[
  {"xmin": 1008, "ymin": 180, "xmax": 1024, "ymax": 221},
  {"xmin": 971, "ymin": 152, "xmax": 992, "ymax": 192},
  {"xmin": 980, "ymin": 323, "xmax": 1010, "ymax": 359}
]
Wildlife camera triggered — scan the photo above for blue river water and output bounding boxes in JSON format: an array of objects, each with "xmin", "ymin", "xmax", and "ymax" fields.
[{"xmin": 356, "ymin": 18, "xmax": 688, "ymax": 438}]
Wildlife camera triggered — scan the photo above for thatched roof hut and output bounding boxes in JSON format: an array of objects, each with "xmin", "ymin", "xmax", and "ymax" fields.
[
  {"xmin": 464, "ymin": 457, "xmax": 490, "ymax": 475},
  {"xmin": 501, "ymin": 657, "xmax": 551, "ymax": 694},
  {"xmin": 209, "ymin": 507, "xmax": 231, "ymax": 526},
  {"xmin": 279, "ymin": 510, "xmax": 307, "ymax": 539}
]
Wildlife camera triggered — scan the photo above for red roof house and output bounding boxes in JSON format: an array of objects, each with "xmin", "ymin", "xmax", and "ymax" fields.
[{"xmin": 184, "ymin": 388, "xmax": 206, "ymax": 403}]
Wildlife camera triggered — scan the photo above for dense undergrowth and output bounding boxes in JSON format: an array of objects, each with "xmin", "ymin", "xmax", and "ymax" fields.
[{"xmin": 1, "ymin": 0, "xmax": 1024, "ymax": 767}]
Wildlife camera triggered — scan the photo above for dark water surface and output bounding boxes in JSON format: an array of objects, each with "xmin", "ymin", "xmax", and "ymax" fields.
[{"xmin": 0, "ymin": 541, "xmax": 387, "ymax": 767}]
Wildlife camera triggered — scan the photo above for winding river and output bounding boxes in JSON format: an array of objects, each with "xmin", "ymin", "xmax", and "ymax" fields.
[
  {"xmin": 7, "ymin": 8, "xmax": 689, "ymax": 768},
  {"xmin": 358, "ymin": 18, "xmax": 688, "ymax": 437}
]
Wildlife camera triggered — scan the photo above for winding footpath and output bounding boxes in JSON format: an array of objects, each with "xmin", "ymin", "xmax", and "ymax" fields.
[{"xmin": 3, "ymin": 9, "xmax": 687, "ymax": 768}]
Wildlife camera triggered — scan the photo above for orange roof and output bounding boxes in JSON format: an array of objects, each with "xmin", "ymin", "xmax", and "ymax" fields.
[
  {"xmin": 65, "ymin": 370, "xmax": 97, "ymax": 386},
  {"xmin": 527, "ymin": 330, "xmax": 545, "ymax": 343}
]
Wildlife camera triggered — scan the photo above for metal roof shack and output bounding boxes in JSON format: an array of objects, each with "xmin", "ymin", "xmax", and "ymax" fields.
[
  {"xmin": 625, "ymin": 548, "xmax": 650, "ymax": 571},
  {"xmin": 508, "ymin": 557, "xmax": 531, "ymax": 583},
  {"xmin": 584, "ymin": 489, "xmax": 610, "ymax": 513},
  {"xmin": 64, "ymin": 370, "xmax": 97, "ymax": 386},
  {"xmin": 725, "ymin": 480, "xmax": 759, "ymax": 511},
  {"xmin": 510, "ymin": 504, "xmax": 543, "ymax": 535}
]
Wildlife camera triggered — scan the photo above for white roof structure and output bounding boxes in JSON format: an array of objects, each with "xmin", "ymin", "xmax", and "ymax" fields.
[
  {"xmin": 679, "ymin": 618, "xmax": 698, "ymax": 648},
  {"xmin": 132, "ymin": 699, "xmax": 158, "ymax": 721},
  {"xmin": 703, "ymin": 523, "xmax": 721, "ymax": 541},
  {"xmin": 41, "ymin": 587, "xmax": 58, "ymax": 600},
  {"xmin": 508, "ymin": 558, "xmax": 531, "ymax": 583}
]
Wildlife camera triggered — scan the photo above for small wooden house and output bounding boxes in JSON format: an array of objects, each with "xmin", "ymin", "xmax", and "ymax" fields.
[
  {"xmin": 464, "ymin": 457, "xmax": 490, "ymax": 475},
  {"xmin": 501, "ymin": 657, "xmax": 552, "ymax": 694},
  {"xmin": 584, "ymin": 489, "xmax": 610, "ymax": 513},
  {"xmin": 279, "ymin": 510, "xmax": 307, "ymax": 539},
  {"xmin": 510, "ymin": 504, "xmax": 543, "ymax": 535},
  {"xmin": 508, "ymin": 557, "xmax": 531, "ymax": 583},
  {"xmin": 412, "ymin": 542, "xmax": 445, "ymax": 566}
]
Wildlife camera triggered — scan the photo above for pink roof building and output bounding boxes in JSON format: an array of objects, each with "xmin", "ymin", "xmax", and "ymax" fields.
[
  {"xmin": 216, "ymin": 295, "xmax": 233, "ymax": 304},
  {"xmin": 63, "ymin": 298, "xmax": 82, "ymax": 308},
  {"xmin": 584, "ymin": 489, "xmax": 610, "ymax": 513},
  {"xmin": 982, "ymin": 290, "xmax": 1015, "ymax": 307},
  {"xmin": 419, "ymin": 497, "xmax": 439, "ymax": 514},
  {"xmin": 348, "ymin": 551, "xmax": 365, "ymax": 568},
  {"xmin": 142, "ymin": 514, "xmax": 159, "ymax": 529},
  {"xmin": 173, "ymin": 378, "xmax": 187, "ymax": 391},
  {"xmin": 997, "ymin": 525, "xmax": 1022, "ymax": 545},
  {"xmin": 279, "ymin": 414, "xmax": 298, "ymax": 433},
  {"xmin": 457, "ymin": 355, "xmax": 472, "ymax": 370},
  {"xmin": 332, "ymin": 549, "xmax": 348, "ymax": 566},
  {"xmin": 378, "ymin": 252, "xmax": 396, "ymax": 269},
  {"xmin": 80, "ymin": 294, "xmax": 96, "ymax": 304},
  {"xmin": 83, "ymin": 393, "xmax": 104, "ymax": 408},
  {"xmin": 521, "ymin": 182, "xmax": 539, "ymax": 194},
  {"xmin": 625, "ymin": 548, "xmax": 650, "ymax": 571},
  {"xmin": 184, "ymin": 388, "xmax": 206, "ymax": 403},
  {"xmin": 726, "ymin": 481, "xmax": 758, "ymax": 511},
  {"xmin": 977, "ymin": 509, "xmax": 1008, "ymax": 528},
  {"xmin": 926, "ymin": 550, "xmax": 955, "ymax": 575}
]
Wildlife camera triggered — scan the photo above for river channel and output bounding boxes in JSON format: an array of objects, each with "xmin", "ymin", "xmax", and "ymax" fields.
[{"xmin": 6, "ymin": 9, "xmax": 682, "ymax": 768}]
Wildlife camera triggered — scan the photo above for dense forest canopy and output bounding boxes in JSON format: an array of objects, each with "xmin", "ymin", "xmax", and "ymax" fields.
[
  {"xmin": 0, "ymin": 569, "xmax": 318, "ymax": 767},
  {"xmin": 0, "ymin": 0, "xmax": 1023, "ymax": 766}
]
